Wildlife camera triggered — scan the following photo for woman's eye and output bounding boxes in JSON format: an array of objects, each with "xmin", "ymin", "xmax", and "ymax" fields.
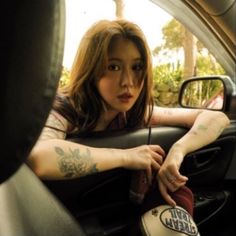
[
  {"xmin": 108, "ymin": 64, "xmax": 120, "ymax": 71},
  {"xmin": 132, "ymin": 63, "xmax": 144, "ymax": 71}
]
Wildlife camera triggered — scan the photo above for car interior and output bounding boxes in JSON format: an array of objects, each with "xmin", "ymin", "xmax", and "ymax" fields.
[{"xmin": 1, "ymin": 1, "xmax": 235, "ymax": 236}]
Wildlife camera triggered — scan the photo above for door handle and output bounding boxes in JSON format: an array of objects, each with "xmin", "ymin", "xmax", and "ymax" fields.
[{"xmin": 185, "ymin": 147, "xmax": 221, "ymax": 170}]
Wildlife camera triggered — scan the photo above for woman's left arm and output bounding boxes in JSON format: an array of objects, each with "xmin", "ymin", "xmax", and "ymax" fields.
[
  {"xmin": 151, "ymin": 106, "xmax": 230, "ymax": 206},
  {"xmin": 151, "ymin": 106, "xmax": 230, "ymax": 154}
]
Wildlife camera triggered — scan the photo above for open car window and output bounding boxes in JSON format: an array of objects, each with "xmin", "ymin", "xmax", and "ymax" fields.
[{"xmin": 62, "ymin": 0, "xmax": 234, "ymax": 110}]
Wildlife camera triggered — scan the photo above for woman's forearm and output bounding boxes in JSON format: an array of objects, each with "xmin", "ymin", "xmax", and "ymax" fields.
[
  {"xmin": 173, "ymin": 110, "xmax": 230, "ymax": 156},
  {"xmin": 27, "ymin": 139, "xmax": 125, "ymax": 180}
]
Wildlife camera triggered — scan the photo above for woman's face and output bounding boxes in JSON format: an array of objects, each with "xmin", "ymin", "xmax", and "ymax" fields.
[{"xmin": 97, "ymin": 37, "xmax": 144, "ymax": 114}]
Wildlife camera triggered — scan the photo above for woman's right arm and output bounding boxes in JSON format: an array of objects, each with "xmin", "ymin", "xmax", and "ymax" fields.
[{"xmin": 27, "ymin": 111, "xmax": 164, "ymax": 181}]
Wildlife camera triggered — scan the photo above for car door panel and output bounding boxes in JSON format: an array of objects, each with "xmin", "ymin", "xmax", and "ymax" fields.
[
  {"xmin": 182, "ymin": 136, "xmax": 236, "ymax": 186},
  {"xmin": 69, "ymin": 125, "xmax": 236, "ymax": 188},
  {"xmin": 225, "ymin": 122, "xmax": 236, "ymax": 180},
  {"xmin": 43, "ymin": 124, "xmax": 236, "ymax": 235},
  {"xmin": 61, "ymin": 124, "xmax": 236, "ymax": 197}
]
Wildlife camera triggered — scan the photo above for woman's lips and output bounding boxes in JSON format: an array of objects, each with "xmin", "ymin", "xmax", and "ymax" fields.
[{"xmin": 117, "ymin": 93, "xmax": 133, "ymax": 103}]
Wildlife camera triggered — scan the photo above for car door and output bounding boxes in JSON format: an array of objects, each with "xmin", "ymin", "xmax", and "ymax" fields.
[
  {"xmin": 43, "ymin": 0, "xmax": 236, "ymax": 235},
  {"xmin": 43, "ymin": 84, "xmax": 236, "ymax": 236}
]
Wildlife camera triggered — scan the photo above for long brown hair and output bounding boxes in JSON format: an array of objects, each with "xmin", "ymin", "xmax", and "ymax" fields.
[{"xmin": 54, "ymin": 19, "xmax": 154, "ymax": 134}]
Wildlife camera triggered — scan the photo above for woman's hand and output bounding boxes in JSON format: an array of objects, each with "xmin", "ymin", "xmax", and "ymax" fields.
[
  {"xmin": 157, "ymin": 144, "xmax": 188, "ymax": 206},
  {"xmin": 123, "ymin": 145, "xmax": 165, "ymax": 184}
]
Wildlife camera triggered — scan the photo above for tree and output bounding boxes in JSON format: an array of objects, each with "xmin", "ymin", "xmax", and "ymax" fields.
[
  {"xmin": 113, "ymin": 0, "xmax": 125, "ymax": 19},
  {"xmin": 153, "ymin": 19, "xmax": 197, "ymax": 80},
  {"xmin": 161, "ymin": 19, "xmax": 183, "ymax": 50},
  {"xmin": 152, "ymin": 19, "xmax": 225, "ymax": 108},
  {"xmin": 183, "ymin": 29, "xmax": 197, "ymax": 80}
]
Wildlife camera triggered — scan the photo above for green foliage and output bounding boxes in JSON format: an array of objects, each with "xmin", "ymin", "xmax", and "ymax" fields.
[
  {"xmin": 152, "ymin": 56, "xmax": 225, "ymax": 108},
  {"xmin": 196, "ymin": 54, "xmax": 225, "ymax": 76},
  {"xmin": 152, "ymin": 17, "xmax": 226, "ymax": 108},
  {"xmin": 153, "ymin": 62, "xmax": 183, "ymax": 89},
  {"xmin": 59, "ymin": 67, "xmax": 70, "ymax": 87},
  {"xmin": 162, "ymin": 19, "xmax": 184, "ymax": 50},
  {"xmin": 153, "ymin": 19, "xmax": 184, "ymax": 56}
]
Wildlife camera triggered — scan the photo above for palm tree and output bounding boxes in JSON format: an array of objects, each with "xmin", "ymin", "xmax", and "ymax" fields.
[
  {"xmin": 113, "ymin": 0, "xmax": 124, "ymax": 19},
  {"xmin": 183, "ymin": 29, "xmax": 197, "ymax": 80}
]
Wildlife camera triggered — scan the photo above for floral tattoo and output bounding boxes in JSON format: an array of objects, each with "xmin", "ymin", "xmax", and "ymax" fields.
[{"xmin": 55, "ymin": 146, "xmax": 98, "ymax": 178}]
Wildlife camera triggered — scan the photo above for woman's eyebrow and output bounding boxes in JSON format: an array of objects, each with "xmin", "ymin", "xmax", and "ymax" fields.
[
  {"xmin": 108, "ymin": 57, "xmax": 142, "ymax": 62},
  {"xmin": 108, "ymin": 57, "xmax": 122, "ymax": 61}
]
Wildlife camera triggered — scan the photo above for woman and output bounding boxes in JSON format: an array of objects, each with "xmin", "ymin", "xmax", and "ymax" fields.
[{"xmin": 27, "ymin": 19, "xmax": 229, "ymax": 235}]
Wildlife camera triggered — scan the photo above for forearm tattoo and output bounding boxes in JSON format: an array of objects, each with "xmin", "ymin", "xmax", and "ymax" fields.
[
  {"xmin": 197, "ymin": 124, "xmax": 208, "ymax": 131},
  {"xmin": 163, "ymin": 110, "xmax": 173, "ymax": 116},
  {"xmin": 189, "ymin": 124, "xmax": 207, "ymax": 136},
  {"xmin": 55, "ymin": 146, "xmax": 98, "ymax": 178}
]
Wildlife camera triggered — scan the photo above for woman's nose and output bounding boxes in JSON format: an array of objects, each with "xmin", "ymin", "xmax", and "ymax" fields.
[{"xmin": 121, "ymin": 68, "xmax": 134, "ymax": 87}]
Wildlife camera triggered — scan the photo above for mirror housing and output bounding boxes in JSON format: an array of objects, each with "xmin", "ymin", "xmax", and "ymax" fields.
[{"xmin": 178, "ymin": 75, "xmax": 234, "ymax": 111}]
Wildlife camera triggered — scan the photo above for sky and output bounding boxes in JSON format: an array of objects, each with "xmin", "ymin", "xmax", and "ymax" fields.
[{"xmin": 63, "ymin": 0, "xmax": 172, "ymax": 69}]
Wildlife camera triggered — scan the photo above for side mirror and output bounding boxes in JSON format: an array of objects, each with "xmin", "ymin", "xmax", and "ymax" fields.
[{"xmin": 178, "ymin": 76, "xmax": 233, "ymax": 111}]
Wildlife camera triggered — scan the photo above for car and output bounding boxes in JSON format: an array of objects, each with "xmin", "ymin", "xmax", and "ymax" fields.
[{"xmin": 1, "ymin": 0, "xmax": 235, "ymax": 236}]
